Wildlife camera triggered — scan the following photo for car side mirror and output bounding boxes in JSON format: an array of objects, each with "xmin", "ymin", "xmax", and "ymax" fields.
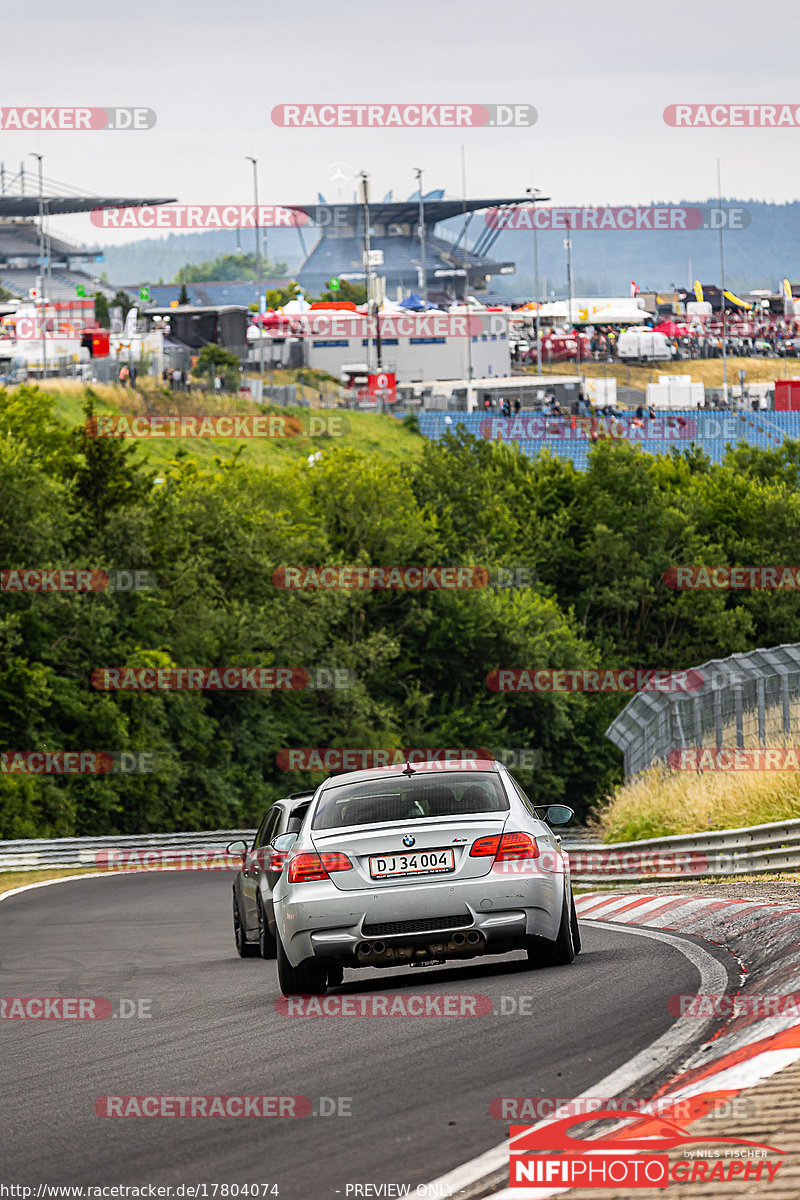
[
  {"xmin": 271, "ymin": 833, "xmax": 298, "ymax": 852},
  {"xmin": 226, "ymin": 839, "xmax": 248, "ymax": 861},
  {"xmin": 545, "ymin": 805, "xmax": 574, "ymax": 826}
]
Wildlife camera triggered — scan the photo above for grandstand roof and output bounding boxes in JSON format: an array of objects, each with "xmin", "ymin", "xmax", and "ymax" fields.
[
  {"xmin": 0, "ymin": 223, "xmax": 100, "ymax": 258},
  {"xmin": 285, "ymin": 197, "xmax": 543, "ymax": 227},
  {"xmin": 0, "ymin": 195, "xmax": 174, "ymax": 218}
]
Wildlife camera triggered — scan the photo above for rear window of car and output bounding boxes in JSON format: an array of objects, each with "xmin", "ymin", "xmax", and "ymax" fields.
[{"xmin": 311, "ymin": 771, "xmax": 509, "ymax": 830}]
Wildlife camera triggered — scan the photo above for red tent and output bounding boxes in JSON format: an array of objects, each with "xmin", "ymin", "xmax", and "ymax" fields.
[{"xmin": 653, "ymin": 320, "xmax": 693, "ymax": 337}]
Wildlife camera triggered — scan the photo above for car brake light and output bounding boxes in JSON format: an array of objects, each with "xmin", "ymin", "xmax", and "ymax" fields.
[
  {"xmin": 268, "ymin": 851, "xmax": 288, "ymax": 871},
  {"xmin": 470, "ymin": 835, "xmax": 501, "ymax": 857},
  {"xmin": 470, "ymin": 833, "xmax": 539, "ymax": 860},
  {"xmin": 288, "ymin": 851, "xmax": 353, "ymax": 883},
  {"xmin": 496, "ymin": 832, "xmax": 539, "ymax": 861}
]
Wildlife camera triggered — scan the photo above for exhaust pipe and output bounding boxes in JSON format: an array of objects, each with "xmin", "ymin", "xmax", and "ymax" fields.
[{"xmin": 355, "ymin": 932, "xmax": 486, "ymax": 966}]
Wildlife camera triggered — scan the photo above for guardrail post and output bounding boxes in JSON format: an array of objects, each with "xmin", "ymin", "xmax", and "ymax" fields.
[
  {"xmin": 693, "ymin": 694, "xmax": 703, "ymax": 750},
  {"xmin": 714, "ymin": 685, "xmax": 723, "ymax": 751},
  {"xmin": 734, "ymin": 683, "xmax": 744, "ymax": 748},
  {"xmin": 781, "ymin": 673, "xmax": 791, "ymax": 738},
  {"xmin": 757, "ymin": 677, "xmax": 766, "ymax": 745},
  {"xmin": 670, "ymin": 700, "xmax": 686, "ymax": 753},
  {"xmin": 642, "ymin": 722, "xmax": 650, "ymax": 774}
]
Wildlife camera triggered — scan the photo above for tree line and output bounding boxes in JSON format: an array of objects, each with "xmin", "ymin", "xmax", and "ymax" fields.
[{"xmin": 3, "ymin": 388, "xmax": 800, "ymax": 838}]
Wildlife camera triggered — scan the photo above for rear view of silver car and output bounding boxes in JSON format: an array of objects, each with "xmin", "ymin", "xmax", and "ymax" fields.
[{"xmin": 271, "ymin": 761, "xmax": 580, "ymax": 995}]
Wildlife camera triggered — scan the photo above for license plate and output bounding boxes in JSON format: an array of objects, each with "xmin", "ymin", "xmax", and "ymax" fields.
[{"xmin": 369, "ymin": 849, "xmax": 455, "ymax": 878}]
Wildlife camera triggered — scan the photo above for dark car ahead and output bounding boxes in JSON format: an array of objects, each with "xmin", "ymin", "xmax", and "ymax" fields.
[{"xmin": 228, "ymin": 792, "xmax": 313, "ymax": 959}]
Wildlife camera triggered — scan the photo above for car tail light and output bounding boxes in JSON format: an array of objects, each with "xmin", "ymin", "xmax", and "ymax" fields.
[
  {"xmin": 470, "ymin": 835, "xmax": 501, "ymax": 857},
  {"xmin": 268, "ymin": 851, "xmax": 288, "ymax": 872},
  {"xmin": 496, "ymin": 832, "xmax": 539, "ymax": 861},
  {"xmin": 287, "ymin": 851, "xmax": 353, "ymax": 883}
]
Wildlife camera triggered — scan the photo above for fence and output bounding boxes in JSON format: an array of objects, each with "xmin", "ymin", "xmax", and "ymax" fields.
[
  {"xmin": 606, "ymin": 643, "xmax": 800, "ymax": 778},
  {"xmin": 3, "ymin": 818, "xmax": 799, "ymax": 882}
]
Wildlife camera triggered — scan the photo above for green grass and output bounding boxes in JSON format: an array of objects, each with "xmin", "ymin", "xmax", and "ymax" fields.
[{"xmin": 39, "ymin": 380, "xmax": 425, "ymax": 471}]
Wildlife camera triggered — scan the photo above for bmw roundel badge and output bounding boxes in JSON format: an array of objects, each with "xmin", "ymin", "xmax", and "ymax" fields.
[{"xmin": 402, "ymin": 835, "xmax": 415, "ymax": 847}]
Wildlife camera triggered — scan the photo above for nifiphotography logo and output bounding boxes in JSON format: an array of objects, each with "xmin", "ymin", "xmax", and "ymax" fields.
[{"xmin": 509, "ymin": 1108, "xmax": 785, "ymax": 1188}]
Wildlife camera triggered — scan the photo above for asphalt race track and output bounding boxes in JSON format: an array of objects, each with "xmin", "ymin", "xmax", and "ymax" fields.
[{"xmin": 1, "ymin": 874, "xmax": 717, "ymax": 1196}]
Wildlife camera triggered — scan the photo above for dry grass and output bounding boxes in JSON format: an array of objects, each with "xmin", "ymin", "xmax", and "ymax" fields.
[
  {"xmin": 0, "ymin": 867, "xmax": 103, "ymax": 897},
  {"xmin": 522, "ymin": 357, "xmax": 799, "ymax": 395},
  {"xmin": 596, "ymin": 763, "xmax": 800, "ymax": 842}
]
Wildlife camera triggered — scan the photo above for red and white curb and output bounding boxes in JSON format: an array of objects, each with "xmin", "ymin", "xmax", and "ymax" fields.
[
  {"xmin": 573, "ymin": 891, "xmax": 800, "ymax": 1115},
  {"xmin": 428, "ymin": 890, "xmax": 800, "ymax": 1199}
]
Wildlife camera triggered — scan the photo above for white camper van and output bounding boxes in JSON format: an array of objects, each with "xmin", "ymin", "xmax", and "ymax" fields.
[{"xmin": 616, "ymin": 327, "xmax": 676, "ymax": 362}]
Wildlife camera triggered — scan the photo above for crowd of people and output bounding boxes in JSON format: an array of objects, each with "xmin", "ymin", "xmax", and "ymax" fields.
[{"xmin": 515, "ymin": 315, "xmax": 800, "ymax": 364}]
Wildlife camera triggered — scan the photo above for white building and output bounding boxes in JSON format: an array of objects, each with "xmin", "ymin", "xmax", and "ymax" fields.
[{"xmin": 302, "ymin": 311, "xmax": 510, "ymax": 383}]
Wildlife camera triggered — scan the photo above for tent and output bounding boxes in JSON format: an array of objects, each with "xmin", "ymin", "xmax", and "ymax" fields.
[
  {"xmin": 397, "ymin": 294, "xmax": 436, "ymax": 310},
  {"xmin": 653, "ymin": 321, "xmax": 693, "ymax": 337}
]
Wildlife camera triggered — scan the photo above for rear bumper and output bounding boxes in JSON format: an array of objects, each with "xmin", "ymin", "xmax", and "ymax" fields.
[{"xmin": 274, "ymin": 872, "xmax": 563, "ymax": 967}]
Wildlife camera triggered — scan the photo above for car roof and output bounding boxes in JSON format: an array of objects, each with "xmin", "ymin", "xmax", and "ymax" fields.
[
  {"xmin": 270, "ymin": 791, "xmax": 314, "ymax": 811},
  {"xmin": 319, "ymin": 758, "xmax": 501, "ymax": 790}
]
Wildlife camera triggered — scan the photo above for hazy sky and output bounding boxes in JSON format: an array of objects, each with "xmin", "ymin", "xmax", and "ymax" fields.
[{"xmin": 4, "ymin": 0, "xmax": 799, "ymax": 248}]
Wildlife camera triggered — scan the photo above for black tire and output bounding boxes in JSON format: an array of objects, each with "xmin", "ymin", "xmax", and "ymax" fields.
[
  {"xmin": 233, "ymin": 892, "xmax": 260, "ymax": 958},
  {"xmin": 528, "ymin": 886, "xmax": 576, "ymax": 968},
  {"xmin": 327, "ymin": 965, "xmax": 344, "ymax": 988},
  {"xmin": 570, "ymin": 892, "xmax": 582, "ymax": 955},
  {"xmin": 257, "ymin": 897, "xmax": 277, "ymax": 960},
  {"xmin": 276, "ymin": 932, "xmax": 328, "ymax": 996}
]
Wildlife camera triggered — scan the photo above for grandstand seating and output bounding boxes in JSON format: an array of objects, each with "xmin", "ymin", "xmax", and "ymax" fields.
[{"xmin": 415, "ymin": 409, "xmax": 800, "ymax": 468}]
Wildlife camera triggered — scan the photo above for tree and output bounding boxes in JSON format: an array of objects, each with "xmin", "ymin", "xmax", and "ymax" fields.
[
  {"xmin": 175, "ymin": 253, "xmax": 289, "ymax": 285},
  {"xmin": 68, "ymin": 393, "xmax": 155, "ymax": 531},
  {"xmin": 194, "ymin": 344, "xmax": 241, "ymax": 390},
  {"xmin": 315, "ymin": 279, "xmax": 367, "ymax": 305},
  {"xmin": 178, "ymin": 283, "xmax": 190, "ymax": 305},
  {"xmin": 111, "ymin": 289, "xmax": 135, "ymax": 320},
  {"xmin": 94, "ymin": 292, "xmax": 110, "ymax": 329}
]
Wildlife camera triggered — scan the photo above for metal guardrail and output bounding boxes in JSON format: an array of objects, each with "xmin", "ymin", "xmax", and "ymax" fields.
[
  {"xmin": 2, "ymin": 819, "xmax": 799, "ymax": 881},
  {"xmin": 0, "ymin": 829, "xmax": 255, "ymax": 872},
  {"xmin": 563, "ymin": 817, "xmax": 800, "ymax": 882}
]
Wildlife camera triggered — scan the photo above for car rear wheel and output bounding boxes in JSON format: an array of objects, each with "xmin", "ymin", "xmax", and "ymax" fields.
[
  {"xmin": 233, "ymin": 892, "xmax": 259, "ymax": 958},
  {"xmin": 258, "ymin": 898, "xmax": 277, "ymax": 960},
  {"xmin": 527, "ymin": 887, "xmax": 576, "ymax": 968},
  {"xmin": 276, "ymin": 932, "xmax": 328, "ymax": 996},
  {"xmin": 570, "ymin": 892, "xmax": 582, "ymax": 954}
]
